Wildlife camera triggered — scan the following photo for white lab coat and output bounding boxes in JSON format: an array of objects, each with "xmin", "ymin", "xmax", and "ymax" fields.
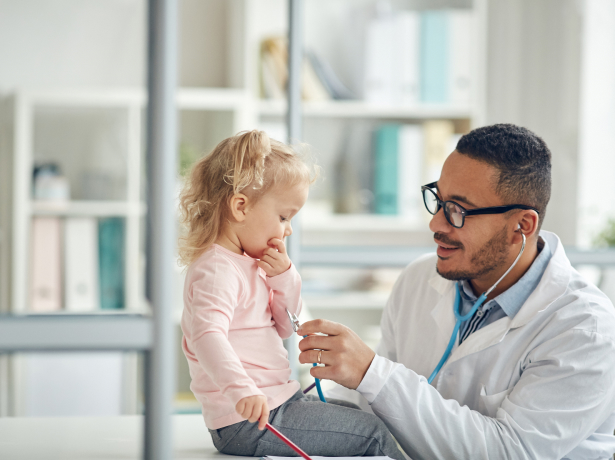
[{"xmin": 329, "ymin": 231, "xmax": 615, "ymax": 460}]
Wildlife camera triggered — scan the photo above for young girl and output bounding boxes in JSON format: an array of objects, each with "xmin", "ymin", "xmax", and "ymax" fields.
[{"xmin": 179, "ymin": 130, "xmax": 405, "ymax": 459}]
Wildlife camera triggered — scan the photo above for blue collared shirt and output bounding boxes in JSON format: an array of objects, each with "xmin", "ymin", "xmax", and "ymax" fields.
[{"xmin": 457, "ymin": 236, "xmax": 553, "ymax": 342}]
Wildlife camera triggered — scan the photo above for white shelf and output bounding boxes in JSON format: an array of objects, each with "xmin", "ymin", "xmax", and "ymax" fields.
[
  {"xmin": 31, "ymin": 200, "xmax": 146, "ymax": 217},
  {"xmin": 177, "ymin": 87, "xmax": 249, "ymax": 110},
  {"xmin": 0, "ymin": 314, "xmax": 153, "ymax": 351},
  {"xmin": 304, "ymin": 291, "xmax": 389, "ymax": 310},
  {"xmin": 302, "ymin": 213, "xmax": 429, "ymax": 232},
  {"xmin": 258, "ymin": 99, "xmax": 474, "ymax": 119},
  {"xmin": 15, "ymin": 87, "xmax": 249, "ymax": 111}
]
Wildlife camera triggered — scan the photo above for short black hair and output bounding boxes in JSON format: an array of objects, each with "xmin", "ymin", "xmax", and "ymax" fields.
[{"xmin": 455, "ymin": 123, "xmax": 551, "ymax": 230}]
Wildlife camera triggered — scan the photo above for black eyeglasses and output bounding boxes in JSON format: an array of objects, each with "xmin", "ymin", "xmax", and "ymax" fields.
[{"xmin": 421, "ymin": 181, "xmax": 539, "ymax": 228}]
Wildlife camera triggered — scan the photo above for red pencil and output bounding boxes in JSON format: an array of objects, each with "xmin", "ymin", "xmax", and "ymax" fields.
[{"xmin": 265, "ymin": 422, "xmax": 314, "ymax": 460}]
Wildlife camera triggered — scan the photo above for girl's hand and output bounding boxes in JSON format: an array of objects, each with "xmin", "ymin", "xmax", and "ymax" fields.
[
  {"xmin": 235, "ymin": 395, "xmax": 270, "ymax": 430},
  {"xmin": 258, "ymin": 238, "xmax": 292, "ymax": 277}
]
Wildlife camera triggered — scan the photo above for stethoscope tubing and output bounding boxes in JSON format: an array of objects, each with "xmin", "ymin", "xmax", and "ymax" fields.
[
  {"xmin": 302, "ymin": 333, "xmax": 327, "ymax": 403},
  {"xmin": 427, "ymin": 233, "xmax": 526, "ymax": 385}
]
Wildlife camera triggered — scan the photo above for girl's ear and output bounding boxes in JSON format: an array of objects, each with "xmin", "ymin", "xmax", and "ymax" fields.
[{"xmin": 229, "ymin": 193, "xmax": 249, "ymax": 222}]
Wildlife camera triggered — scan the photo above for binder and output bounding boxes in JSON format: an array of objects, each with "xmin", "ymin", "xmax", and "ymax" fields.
[
  {"xmin": 395, "ymin": 11, "xmax": 420, "ymax": 105},
  {"xmin": 374, "ymin": 125, "xmax": 400, "ymax": 215},
  {"xmin": 398, "ymin": 125, "xmax": 424, "ymax": 220},
  {"xmin": 420, "ymin": 10, "xmax": 449, "ymax": 103},
  {"xmin": 449, "ymin": 10, "xmax": 473, "ymax": 105},
  {"xmin": 30, "ymin": 217, "xmax": 62, "ymax": 312},
  {"xmin": 364, "ymin": 14, "xmax": 395, "ymax": 104},
  {"xmin": 64, "ymin": 218, "xmax": 100, "ymax": 311},
  {"xmin": 98, "ymin": 218, "xmax": 125, "ymax": 310}
]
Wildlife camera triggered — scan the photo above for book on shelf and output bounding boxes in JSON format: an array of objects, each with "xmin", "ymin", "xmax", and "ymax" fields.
[
  {"xmin": 64, "ymin": 217, "xmax": 100, "ymax": 312},
  {"xmin": 372, "ymin": 121, "xmax": 456, "ymax": 218},
  {"xmin": 374, "ymin": 124, "xmax": 399, "ymax": 215},
  {"xmin": 395, "ymin": 10, "xmax": 421, "ymax": 106},
  {"xmin": 334, "ymin": 121, "xmax": 375, "ymax": 214},
  {"xmin": 420, "ymin": 10, "xmax": 449, "ymax": 104},
  {"xmin": 448, "ymin": 10, "xmax": 473, "ymax": 105},
  {"xmin": 307, "ymin": 51, "xmax": 355, "ymax": 100},
  {"xmin": 363, "ymin": 8, "xmax": 474, "ymax": 106},
  {"xmin": 98, "ymin": 218, "xmax": 125, "ymax": 310},
  {"xmin": 260, "ymin": 37, "xmax": 351, "ymax": 101},
  {"xmin": 423, "ymin": 120, "xmax": 456, "ymax": 184},
  {"xmin": 30, "ymin": 217, "xmax": 62, "ymax": 312},
  {"xmin": 398, "ymin": 125, "xmax": 424, "ymax": 219}
]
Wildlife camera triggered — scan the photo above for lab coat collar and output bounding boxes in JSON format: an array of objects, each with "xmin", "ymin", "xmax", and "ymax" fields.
[
  {"xmin": 509, "ymin": 231, "xmax": 570, "ymax": 328},
  {"xmin": 428, "ymin": 231, "xmax": 571, "ymax": 361}
]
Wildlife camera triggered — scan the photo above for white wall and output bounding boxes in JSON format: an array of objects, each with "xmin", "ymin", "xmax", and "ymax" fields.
[
  {"xmin": 0, "ymin": 0, "xmax": 231, "ymax": 92},
  {"xmin": 0, "ymin": 0, "xmax": 145, "ymax": 91},
  {"xmin": 577, "ymin": 0, "xmax": 615, "ymax": 247},
  {"xmin": 486, "ymin": 0, "xmax": 583, "ymax": 246}
]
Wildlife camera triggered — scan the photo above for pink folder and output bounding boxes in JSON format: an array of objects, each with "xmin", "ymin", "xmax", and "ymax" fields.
[{"xmin": 30, "ymin": 217, "xmax": 62, "ymax": 312}]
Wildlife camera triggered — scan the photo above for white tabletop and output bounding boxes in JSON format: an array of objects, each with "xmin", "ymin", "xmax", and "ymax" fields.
[{"xmin": 0, "ymin": 414, "xmax": 249, "ymax": 460}]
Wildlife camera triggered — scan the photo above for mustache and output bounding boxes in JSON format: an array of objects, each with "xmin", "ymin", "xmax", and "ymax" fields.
[{"xmin": 434, "ymin": 233, "xmax": 464, "ymax": 250}]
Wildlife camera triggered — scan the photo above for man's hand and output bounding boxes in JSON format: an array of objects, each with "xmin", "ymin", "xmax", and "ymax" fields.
[
  {"xmin": 297, "ymin": 319, "xmax": 376, "ymax": 390},
  {"xmin": 235, "ymin": 395, "xmax": 270, "ymax": 430},
  {"xmin": 258, "ymin": 238, "xmax": 292, "ymax": 277}
]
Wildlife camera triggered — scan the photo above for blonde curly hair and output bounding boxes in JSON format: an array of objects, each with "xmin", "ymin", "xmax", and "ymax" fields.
[{"xmin": 178, "ymin": 130, "xmax": 317, "ymax": 267}]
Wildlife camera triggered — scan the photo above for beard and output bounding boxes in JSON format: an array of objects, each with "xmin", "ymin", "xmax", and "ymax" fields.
[{"xmin": 436, "ymin": 225, "xmax": 510, "ymax": 281}]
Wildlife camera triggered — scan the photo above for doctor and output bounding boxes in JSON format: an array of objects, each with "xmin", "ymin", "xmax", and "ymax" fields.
[{"xmin": 297, "ymin": 124, "xmax": 615, "ymax": 459}]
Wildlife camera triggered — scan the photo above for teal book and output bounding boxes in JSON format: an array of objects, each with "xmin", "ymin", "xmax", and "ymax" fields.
[
  {"xmin": 374, "ymin": 125, "xmax": 400, "ymax": 215},
  {"xmin": 420, "ymin": 10, "xmax": 449, "ymax": 103},
  {"xmin": 98, "ymin": 218, "xmax": 125, "ymax": 310}
]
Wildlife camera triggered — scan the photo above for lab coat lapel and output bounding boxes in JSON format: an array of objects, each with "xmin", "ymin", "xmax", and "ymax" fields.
[
  {"xmin": 446, "ymin": 231, "xmax": 571, "ymax": 364},
  {"xmin": 429, "ymin": 276, "xmax": 457, "ymax": 339},
  {"xmin": 447, "ymin": 317, "xmax": 511, "ymax": 365}
]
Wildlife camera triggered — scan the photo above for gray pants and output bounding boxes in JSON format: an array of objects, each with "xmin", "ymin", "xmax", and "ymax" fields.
[{"xmin": 209, "ymin": 389, "xmax": 406, "ymax": 459}]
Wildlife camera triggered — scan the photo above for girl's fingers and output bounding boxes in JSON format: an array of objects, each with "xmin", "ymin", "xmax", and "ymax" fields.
[
  {"xmin": 268, "ymin": 238, "xmax": 287, "ymax": 254},
  {"xmin": 258, "ymin": 405, "xmax": 270, "ymax": 430},
  {"xmin": 236, "ymin": 400, "xmax": 245, "ymax": 416},
  {"xmin": 257, "ymin": 260, "xmax": 274, "ymax": 272},
  {"xmin": 248, "ymin": 402, "xmax": 261, "ymax": 423},
  {"xmin": 261, "ymin": 254, "xmax": 277, "ymax": 265}
]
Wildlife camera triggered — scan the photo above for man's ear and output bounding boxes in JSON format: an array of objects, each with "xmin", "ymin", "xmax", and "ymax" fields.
[
  {"xmin": 228, "ymin": 193, "xmax": 249, "ymax": 222},
  {"xmin": 513, "ymin": 210, "xmax": 539, "ymax": 244}
]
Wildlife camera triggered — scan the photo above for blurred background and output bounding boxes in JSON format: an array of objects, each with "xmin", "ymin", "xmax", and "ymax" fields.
[{"xmin": 1, "ymin": 0, "xmax": 615, "ymax": 419}]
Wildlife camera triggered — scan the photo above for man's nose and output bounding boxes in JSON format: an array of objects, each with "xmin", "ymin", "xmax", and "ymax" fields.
[{"xmin": 428, "ymin": 205, "xmax": 452, "ymax": 234}]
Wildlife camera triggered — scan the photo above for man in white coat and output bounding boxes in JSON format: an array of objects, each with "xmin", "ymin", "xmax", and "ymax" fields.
[{"xmin": 297, "ymin": 124, "xmax": 615, "ymax": 459}]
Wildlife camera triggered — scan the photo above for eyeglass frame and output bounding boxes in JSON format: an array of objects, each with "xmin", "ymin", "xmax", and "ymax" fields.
[{"xmin": 421, "ymin": 181, "xmax": 540, "ymax": 229}]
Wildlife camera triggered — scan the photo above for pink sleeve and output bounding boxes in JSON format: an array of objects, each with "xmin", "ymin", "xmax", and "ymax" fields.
[
  {"xmin": 189, "ymin": 257, "xmax": 264, "ymax": 406},
  {"xmin": 266, "ymin": 263, "xmax": 303, "ymax": 340}
]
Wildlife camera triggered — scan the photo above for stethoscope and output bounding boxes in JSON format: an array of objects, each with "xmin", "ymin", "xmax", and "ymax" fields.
[
  {"xmin": 286, "ymin": 310, "xmax": 328, "ymax": 403},
  {"xmin": 427, "ymin": 232, "xmax": 526, "ymax": 384}
]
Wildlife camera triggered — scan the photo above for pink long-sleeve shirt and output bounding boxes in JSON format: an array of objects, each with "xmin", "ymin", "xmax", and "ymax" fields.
[{"xmin": 181, "ymin": 244, "xmax": 302, "ymax": 429}]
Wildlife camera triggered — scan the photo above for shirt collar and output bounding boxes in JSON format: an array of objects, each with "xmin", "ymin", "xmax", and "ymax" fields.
[{"xmin": 457, "ymin": 236, "xmax": 553, "ymax": 319}]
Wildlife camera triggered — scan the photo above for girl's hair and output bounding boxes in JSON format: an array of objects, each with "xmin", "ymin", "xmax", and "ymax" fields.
[{"xmin": 178, "ymin": 130, "xmax": 317, "ymax": 267}]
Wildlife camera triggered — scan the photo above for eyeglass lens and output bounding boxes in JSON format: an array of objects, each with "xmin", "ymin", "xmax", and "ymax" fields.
[{"xmin": 422, "ymin": 188, "xmax": 465, "ymax": 228}]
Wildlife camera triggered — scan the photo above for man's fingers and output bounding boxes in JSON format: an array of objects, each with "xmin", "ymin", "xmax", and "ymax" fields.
[
  {"xmin": 310, "ymin": 365, "xmax": 330, "ymax": 381},
  {"xmin": 297, "ymin": 319, "xmax": 345, "ymax": 337},
  {"xmin": 298, "ymin": 349, "xmax": 331, "ymax": 365},
  {"xmin": 298, "ymin": 333, "xmax": 337, "ymax": 353}
]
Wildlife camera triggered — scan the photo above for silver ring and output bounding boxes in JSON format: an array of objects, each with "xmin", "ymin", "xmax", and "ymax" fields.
[{"xmin": 317, "ymin": 350, "xmax": 322, "ymax": 364}]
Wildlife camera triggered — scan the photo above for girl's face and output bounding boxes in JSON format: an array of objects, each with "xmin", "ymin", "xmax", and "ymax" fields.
[{"xmin": 236, "ymin": 182, "xmax": 309, "ymax": 259}]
